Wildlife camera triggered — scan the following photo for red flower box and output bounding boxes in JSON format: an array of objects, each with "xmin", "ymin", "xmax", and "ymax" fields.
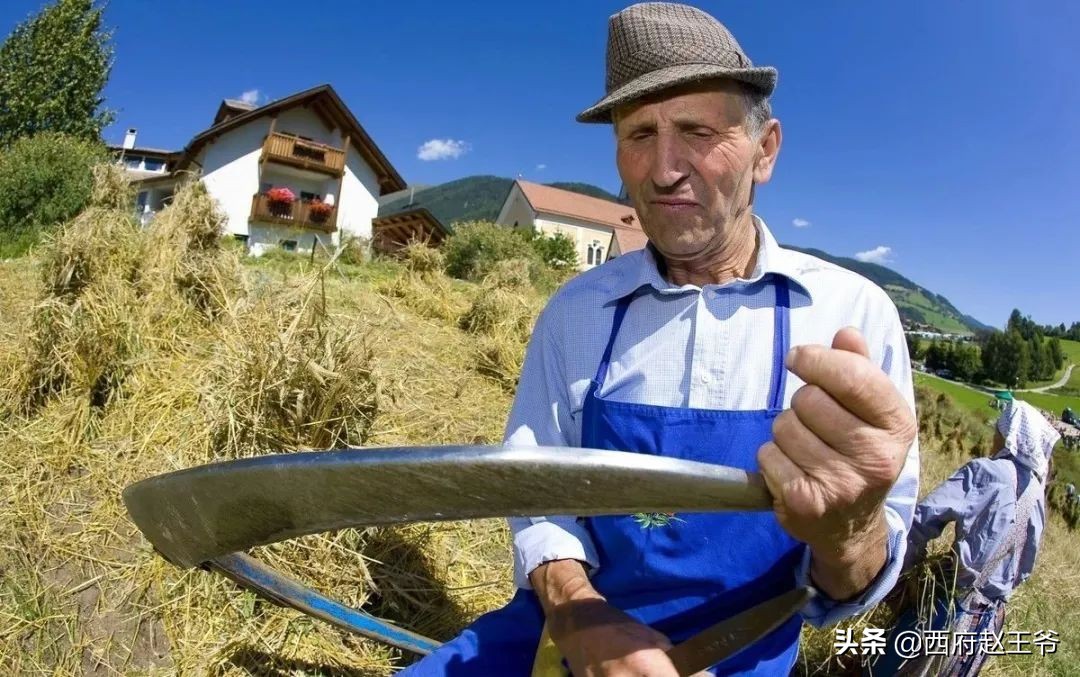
[
  {"xmin": 267, "ymin": 187, "xmax": 296, "ymax": 204},
  {"xmin": 309, "ymin": 199, "xmax": 333, "ymax": 217}
]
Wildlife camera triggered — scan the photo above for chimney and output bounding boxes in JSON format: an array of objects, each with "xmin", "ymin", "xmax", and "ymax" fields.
[{"xmin": 123, "ymin": 128, "xmax": 137, "ymax": 150}]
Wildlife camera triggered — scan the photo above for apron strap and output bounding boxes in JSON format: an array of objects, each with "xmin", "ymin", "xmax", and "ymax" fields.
[
  {"xmin": 591, "ymin": 294, "xmax": 634, "ymax": 390},
  {"xmin": 767, "ymin": 277, "xmax": 791, "ymax": 411}
]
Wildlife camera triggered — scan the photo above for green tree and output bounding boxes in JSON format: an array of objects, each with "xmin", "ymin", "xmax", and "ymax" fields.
[
  {"xmin": 531, "ymin": 232, "xmax": 578, "ymax": 271},
  {"xmin": 925, "ymin": 341, "xmax": 949, "ymax": 371},
  {"xmin": 442, "ymin": 220, "xmax": 538, "ymax": 281},
  {"xmin": 982, "ymin": 330, "xmax": 1030, "ymax": 387},
  {"xmin": 946, "ymin": 342, "xmax": 981, "ymax": 382},
  {"xmin": 1028, "ymin": 336, "xmax": 1046, "ymax": 381},
  {"xmin": 904, "ymin": 334, "xmax": 922, "ymax": 361},
  {"xmin": 0, "ymin": 131, "xmax": 106, "ymax": 256},
  {"xmin": 0, "ymin": 0, "xmax": 113, "ymax": 146},
  {"xmin": 1049, "ymin": 337, "xmax": 1065, "ymax": 371}
]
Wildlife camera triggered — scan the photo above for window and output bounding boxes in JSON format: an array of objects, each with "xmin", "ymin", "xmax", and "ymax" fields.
[
  {"xmin": 124, "ymin": 156, "xmax": 143, "ymax": 169},
  {"xmin": 136, "ymin": 191, "xmax": 149, "ymax": 211},
  {"xmin": 587, "ymin": 245, "xmax": 594, "ymax": 265},
  {"xmin": 300, "ymin": 191, "xmax": 320, "ymax": 203},
  {"xmin": 596, "ymin": 246, "xmax": 604, "ymax": 263},
  {"xmin": 280, "ymin": 240, "xmax": 298, "ymax": 252},
  {"xmin": 143, "ymin": 158, "xmax": 165, "ymax": 171}
]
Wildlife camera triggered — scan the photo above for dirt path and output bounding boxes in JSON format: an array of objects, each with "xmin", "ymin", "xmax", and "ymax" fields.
[
  {"xmin": 1020, "ymin": 363, "xmax": 1075, "ymax": 393},
  {"xmin": 920, "ymin": 364, "xmax": 1075, "ymax": 396}
]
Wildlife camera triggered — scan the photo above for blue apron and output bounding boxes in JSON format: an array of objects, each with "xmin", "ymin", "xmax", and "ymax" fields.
[{"xmin": 402, "ymin": 278, "xmax": 803, "ymax": 676}]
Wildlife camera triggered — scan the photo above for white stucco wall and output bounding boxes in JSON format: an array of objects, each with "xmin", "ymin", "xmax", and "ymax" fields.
[
  {"xmin": 535, "ymin": 214, "xmax": 615, "ymax": 270},
  {"xmin": 248, "ymin": 224, "xmax": 333, "ymax": 255},
  {"xmin": 198, "ymin": 118, "xmax": 270, "ymax": 238},
  {"xmin": 274, "ymin": 108, "xmax": 342, "ymax": 147},
  {"xmin": 338, "ymin": 146, "xmax": 380, "ymax": 240}
]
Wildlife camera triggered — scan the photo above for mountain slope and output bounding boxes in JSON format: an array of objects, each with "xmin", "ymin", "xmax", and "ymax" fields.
[{"xmin": 784, "ymin": 246, "xmax": 989, "ymax": 334}]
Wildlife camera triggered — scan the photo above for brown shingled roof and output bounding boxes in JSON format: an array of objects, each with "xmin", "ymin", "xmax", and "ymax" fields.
[{"xmin": 515, "ymin": 180, "xmax": 649, "ymax": 254}]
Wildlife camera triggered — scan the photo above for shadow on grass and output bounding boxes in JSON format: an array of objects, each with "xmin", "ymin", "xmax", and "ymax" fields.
[{"xmin": 360, "ymin": 526, "xmax": 472, "ymax": 644}]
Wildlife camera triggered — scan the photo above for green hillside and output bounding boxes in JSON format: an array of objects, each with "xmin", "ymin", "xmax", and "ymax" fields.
[
  {"xmin": 379, "ymin": 176, "xmax": 989, "ymax": 335},
  {"xmin": 784, "ymin": 246, "xmax": 988, "ymax": 335}
]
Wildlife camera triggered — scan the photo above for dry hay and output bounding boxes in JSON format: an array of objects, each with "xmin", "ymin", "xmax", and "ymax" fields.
[
  {"xmin": 337, "ymin": 233, "xmax": 371, "ymax": 266},
  {"xmin": 141, "ymin": 178, "xmax": 243, "ymax": 320},
  {"xmin": 202, "ymin": 273, "xmax": 380, "ymax": 457},
  {"xmin": 2, "ymin": 168, "xmax": 143, "ymax": 422},
  {"xmin": 481, "ymin": 258, "xmax": 531, "ymax": 292},
  {"xmin": 458, "ymin": 260, "xmax": 542, "ymax": 391},
  {"xmin": 400, "ymin": 242, "xmax": 445, "ymax": 277},
  {"xmin": 0, "ymin": 171, "xmax": 516, "ymax": 675}
]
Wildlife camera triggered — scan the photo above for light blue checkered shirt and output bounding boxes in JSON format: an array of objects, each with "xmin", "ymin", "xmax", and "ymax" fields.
[{"xmin": 504, "ymin": 217, "xmax": 920, "ymax": 627}]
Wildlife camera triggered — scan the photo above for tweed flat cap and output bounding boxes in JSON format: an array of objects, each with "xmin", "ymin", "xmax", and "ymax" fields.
[{"xmin": 577, "ymin": 2, "xmax": 777, "ymax": 124}]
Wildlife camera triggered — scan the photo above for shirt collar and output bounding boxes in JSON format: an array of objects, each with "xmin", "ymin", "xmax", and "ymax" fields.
[{"xmin": 604, "ymin": 215, "xmax": 813, "ymax": 302}]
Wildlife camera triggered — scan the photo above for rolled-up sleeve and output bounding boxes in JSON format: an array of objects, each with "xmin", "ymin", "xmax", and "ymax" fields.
[
  {"xmin": 798, "ymin": 297, "xmax": 921, "ymax": 626},
  {"xmin": 505, "ymin": 305, "xmax": 599, "ymax": 590}
]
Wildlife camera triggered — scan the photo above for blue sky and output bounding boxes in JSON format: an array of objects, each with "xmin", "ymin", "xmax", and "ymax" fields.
[{"xmin": 3, "ymin": 1, "xmax": 1078, "ymax": 328}]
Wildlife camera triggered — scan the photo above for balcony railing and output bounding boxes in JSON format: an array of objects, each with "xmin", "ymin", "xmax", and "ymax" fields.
[
  {"xmin": 262, "ymin": 132, "xmax": 346, "ymax": 175},
  {"xmin": 250, "ymin": 193, "xmax": 337, "ymax": 232}
]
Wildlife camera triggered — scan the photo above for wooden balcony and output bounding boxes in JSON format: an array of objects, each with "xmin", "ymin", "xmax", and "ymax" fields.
[
  {"xmin": 261, "ymin": 132, "xmax": 345, "ymax": 176},
  {"xmin": 250, "ymin": 193, "xmax": 337, "ymax": 232}
]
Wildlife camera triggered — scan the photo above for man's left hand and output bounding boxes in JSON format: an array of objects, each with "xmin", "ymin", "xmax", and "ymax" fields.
[{"xmin": 757, "ymin": 327, "xmax": 916, "ymax": 600}]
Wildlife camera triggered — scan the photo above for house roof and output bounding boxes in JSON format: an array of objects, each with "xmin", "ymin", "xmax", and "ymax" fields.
[
  {"xmin": 609, "ymin": 222, "xmax": 650, "ymax": 254},
  {"xmin": 173, "ymin": 84, "xmax": 406, "ymax": 195},
  {"xmin": 107, "ymin": 145, "xmax": 178, "ymax": 159},
  {"xmin": 214, "ymin": 99, "xmax": 257, "ymax": 124},
  {"xmin": 372, "ymin": 207, "xmax": 451, "ymax": 252},
  {"xmin": 514, "ymin": 180, "xmax": 649, "ymax": 254}
]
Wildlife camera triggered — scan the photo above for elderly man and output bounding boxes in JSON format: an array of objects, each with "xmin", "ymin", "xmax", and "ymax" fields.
[
  {"xmin": 873, "ymin": 400, "xmax": 1060, "ymax": 676},
  {"xmin": 402, "ymin": 3, "xmax": 919, "ymax": 675}
]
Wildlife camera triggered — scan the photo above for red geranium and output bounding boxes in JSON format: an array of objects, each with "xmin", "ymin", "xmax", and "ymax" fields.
[
  {"xmin": 309, "ymin": 199, "xmax": 333, "ymax": 216},
  {"xmin": 267, "ymin": 187, "xmax": 296, "ymax": 204}
]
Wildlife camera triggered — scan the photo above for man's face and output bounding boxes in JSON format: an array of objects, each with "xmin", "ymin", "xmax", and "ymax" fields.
[{"xmin": 614, "ymin": 81, "xmax": 779, "ymax": 261}]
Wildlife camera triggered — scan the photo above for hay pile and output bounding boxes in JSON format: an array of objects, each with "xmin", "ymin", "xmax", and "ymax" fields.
[
  {"xmin": 0, "ymin": 168, "xmax": 514, "ymax": 675},
  {"xmin": 376, "ymin": 242, "xmax": 468, "ymax": 323},
  {"xmin": 459, "ymin": 259, "xmax": 543, "ymax": 390}
]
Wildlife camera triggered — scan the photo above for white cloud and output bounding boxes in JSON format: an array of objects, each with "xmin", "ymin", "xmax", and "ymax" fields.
[
  {"xmin": 854, "ymin": 246, "xmax": 892, "ymax": 264},
  {"xmin": 536, "ymin": 163, "xmax": 547, "ymax": 171},
  {"xmin": 417, "ymin": 139, "xmax": 470, "ymax": 161},
  {"xmin": 238, "ymin": 89, "xmax": 261, "ymax": 105},
  {"xmin": 792, "ymin": 217, "xmax": 811, "ymax": 228}
]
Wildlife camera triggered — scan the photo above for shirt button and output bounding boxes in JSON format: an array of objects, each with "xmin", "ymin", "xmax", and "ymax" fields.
[{"xmin": 699, "ymin": 373, "xmax": 711, "ymax": 384}]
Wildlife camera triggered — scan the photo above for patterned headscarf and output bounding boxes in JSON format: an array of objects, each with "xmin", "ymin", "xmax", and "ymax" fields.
[{"xmin": 994, "ymin": 400, "xmax": 1061, "ymax": 480}]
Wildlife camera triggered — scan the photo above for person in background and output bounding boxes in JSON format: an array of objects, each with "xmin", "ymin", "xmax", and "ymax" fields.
[{"xmin": 874, "ymin": 400, "xmax": 1060, "ymax": 676}]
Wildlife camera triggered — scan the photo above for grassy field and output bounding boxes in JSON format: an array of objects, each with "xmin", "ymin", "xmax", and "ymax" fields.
[
  {"xmin": 2, "ymin": 187, "xmax": 1078, "ymax": 675},
  {"xmin": 913, "ymin": 372, "xmax": 996, "ymax": 418}
]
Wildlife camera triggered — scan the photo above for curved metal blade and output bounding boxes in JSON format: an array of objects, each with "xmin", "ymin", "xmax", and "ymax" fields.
[
  {"xmin": 666, "ymin": 586, "xmax": 815, "ymax": 675},
  {"xmin": 123, "ymin": 445, "xmax": 769, "ymax": 568}
]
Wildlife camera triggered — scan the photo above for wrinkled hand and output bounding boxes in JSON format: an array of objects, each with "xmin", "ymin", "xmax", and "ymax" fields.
[
  {"xmin": 548, "ymin": 597, "xmax": 679, "ymax": 677},
  {"xmin": 757, "ymin": 327, "xmax": 916, "ymax": 597}
]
